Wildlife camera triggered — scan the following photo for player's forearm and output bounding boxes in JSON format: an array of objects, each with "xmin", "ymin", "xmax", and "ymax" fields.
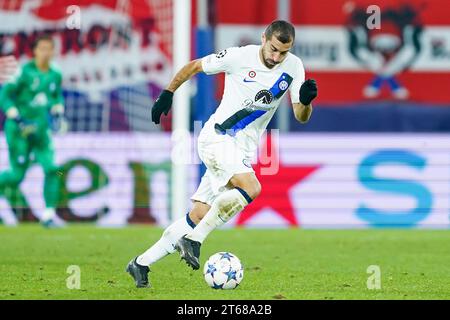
[
  {"xmin": 293, "ymin": 103, "xmax": 312, "ymax": 123},
  {"xmin": 166, "ymin": 59, "xmax": 203, "ymax": 93},
  {"xmin": 51, "ymin": 90, "xmax": 64, "ymax": 112},
  {"xmin": 151, "ymin": 60, "xmax": 201, "ymax": 125}
]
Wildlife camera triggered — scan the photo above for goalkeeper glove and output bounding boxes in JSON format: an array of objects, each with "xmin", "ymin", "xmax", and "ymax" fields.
[
  {"xmin": 151, "ymin": 89, "xmax": 173, "ymax": 124},
  {"xmin": 4, "ymin": 108, "xmax": 36, "ymax": 138},
  {"xmin": 51, "ymin": 113, "xmax": 69, "ymax": 134},
  {"xmin": 299, "ymin": 79, "xmax": 318, "ymax": 106},
  {"xmin": 14, "ymin": 117, "xmax": 38, "ymax": 138}
]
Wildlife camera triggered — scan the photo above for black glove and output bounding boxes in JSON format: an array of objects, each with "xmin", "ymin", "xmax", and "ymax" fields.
[
  {"xmin": 299, "ymin": 79, "xmax": 318, "ymax": 106},
  {"xmin": 152, "ymin": 89, "xmax": 173, "ymax": 124},
  {"xmin": 50, "ymin": 113, "xmax": 69, "ymax": 134}
]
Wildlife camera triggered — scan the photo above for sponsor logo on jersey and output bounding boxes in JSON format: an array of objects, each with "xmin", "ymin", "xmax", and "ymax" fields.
[
  {"xmin": 31, "ymin": 92, "xmax": 48, "ymax": 107},
  {"xmin": 242, "ymin": 98, "xmax": 273, "ymax": 111},
  {"xmin": 242, "ymin": 99, "xmax": 253, "ymax": 108},
  {"xmin": 254, "ymin": 90, "xmax": 273, "ymax": 105}
]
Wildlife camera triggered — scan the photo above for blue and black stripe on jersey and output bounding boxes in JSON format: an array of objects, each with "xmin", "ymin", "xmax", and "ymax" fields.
[{"xmin": 215, "ymin": 72, "xmax": 293, "ymax": 136}]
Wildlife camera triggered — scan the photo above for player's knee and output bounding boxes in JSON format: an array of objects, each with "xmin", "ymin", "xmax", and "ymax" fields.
[
  {"xmin": 243, "ymin": 181, "xmax": 261, "ymax": 200},
  {"xmin": 230, "ymin": 174, "xmax": 261, "ymax": 200},
  {"xmin": 189, "ymin": 208, "xmax": 201, "ymax": 225},
  {"xmin": 188, "ymin": 202, "xmax": 208, "ymax": 225},
  {"xmin": 189, "ymin": 213, "xmax": 200, "ymax": 225},
  {"xmin": 189, "ymin": 209, "xmax": 205, "ymax": 225}
]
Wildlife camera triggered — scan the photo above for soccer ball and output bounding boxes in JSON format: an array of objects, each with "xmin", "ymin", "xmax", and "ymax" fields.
[{"xmin": 203, "ymin": 252, "xmax": 244, "ymax": 290}]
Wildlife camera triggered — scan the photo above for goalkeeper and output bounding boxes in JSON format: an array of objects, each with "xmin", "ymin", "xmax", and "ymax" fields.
[{"xmin": 0, "ymin": 35, "xmax": 67, "ymax": 227}]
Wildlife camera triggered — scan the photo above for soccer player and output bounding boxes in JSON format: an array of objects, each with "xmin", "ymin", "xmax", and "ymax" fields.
[
  {"xmin": 0, "ymin": 56, "xmax": 18, "ymax": 83},
  {"xmin": 0, "ymin": 35, "xmax": 66, "ymax": 227},
  {"xmin": 126, "ymin": 20, "xmax": 318, "ymax": 287}
]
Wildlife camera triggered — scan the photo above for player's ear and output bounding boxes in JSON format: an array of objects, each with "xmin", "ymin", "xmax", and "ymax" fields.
[{"xmin": 261, "ymin": 33, "xmax": 266, "ymax": 45}]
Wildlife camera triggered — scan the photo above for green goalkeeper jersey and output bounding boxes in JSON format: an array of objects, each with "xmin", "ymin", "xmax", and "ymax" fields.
[{"xmin": 0, "ymin": 60, "xmax": 64, "ymax": 129}]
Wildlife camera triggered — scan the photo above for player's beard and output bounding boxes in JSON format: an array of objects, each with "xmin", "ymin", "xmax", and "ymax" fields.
[
  {"xmin": 261, "ymin": 51, "xmax": 279, "ymax": 69},
  {"xmin": 265, "ymin": 59, "xmax": 277, "ymax": 68}
]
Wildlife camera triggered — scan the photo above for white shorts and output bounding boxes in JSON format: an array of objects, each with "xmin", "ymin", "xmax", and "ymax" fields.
[{"xmin": 191, "ymin": 130, "xmax": 254, "ymax": 206}]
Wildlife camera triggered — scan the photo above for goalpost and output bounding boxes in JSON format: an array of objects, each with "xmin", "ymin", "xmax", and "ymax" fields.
[{"xmin": 171, "ymin": 0, "xmax": 191, "ymax": 222}]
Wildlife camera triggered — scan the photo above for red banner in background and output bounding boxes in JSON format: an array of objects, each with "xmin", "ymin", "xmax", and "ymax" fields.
[
  {"xmin": 216, "ymin": 0, "xmax": 450, "ymax": 104},
  {"xmin": 0, "ymin": 0, "xmax": 179, "ymax": 131},
  {"xmin": 0, "ymin": 0, "xmax": 173, "ymax": 101},
  {"xmin": 0, "ymin": 0, "xmax": 153, "ymax": 20}
]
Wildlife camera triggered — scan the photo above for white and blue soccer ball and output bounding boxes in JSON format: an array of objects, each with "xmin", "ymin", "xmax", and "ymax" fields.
[{"xmin": 203, "ymin": 252, "xmax": 244, "ymax": 290}]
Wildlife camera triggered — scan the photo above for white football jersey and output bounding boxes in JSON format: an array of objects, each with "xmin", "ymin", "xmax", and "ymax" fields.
[{"xmin": 200, "ymin": 45, "xmax": 305, "ymax": 154}]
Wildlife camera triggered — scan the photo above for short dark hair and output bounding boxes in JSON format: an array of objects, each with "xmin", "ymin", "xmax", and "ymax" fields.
[
  {"xmin": 32, "ymin": 34, "xmax": 54, "ymax": 50},
  {"xmin": 264, "ymin": 20, "xmax": 295, "ymax": 43}
]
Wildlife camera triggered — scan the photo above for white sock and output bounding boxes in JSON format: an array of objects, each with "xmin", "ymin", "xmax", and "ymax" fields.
[
  {"xmin": 186, "ymin": 188, "xmax": 251, "ymax": 244},
  {"xmin": 41, "ymin": 208, "xmax": 56, "ymax": 222},
  {"xmin": 136, "ymin": 213, "xmax": 196, "ymax": 266}
]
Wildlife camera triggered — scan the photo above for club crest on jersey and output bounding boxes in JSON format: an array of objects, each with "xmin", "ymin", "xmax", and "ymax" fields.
[
  {"xmin": 248, "ymin": 71, "xmax": 256, "ymax": 78},
  {"xmin": 216, "ymin": 49, "xmax": 227, "ymax": 59},
  {"xmin": 279, "ymin": 80, "xmax": 289, "ymax": 91}
]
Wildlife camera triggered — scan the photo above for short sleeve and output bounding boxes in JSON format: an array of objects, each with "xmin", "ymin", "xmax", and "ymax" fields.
[
  {"xmin": 289, "ymin": 58, "xmax": 306, "ymax": 104},
  {"xmin": 201, "ymin": 47, "xmax": 240, "ymax": 75}
]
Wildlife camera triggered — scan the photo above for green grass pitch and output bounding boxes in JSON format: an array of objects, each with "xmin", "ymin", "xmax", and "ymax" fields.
[{"xmin": 1, "ymin": 224, "xmax": 449, "ymax": 300}]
